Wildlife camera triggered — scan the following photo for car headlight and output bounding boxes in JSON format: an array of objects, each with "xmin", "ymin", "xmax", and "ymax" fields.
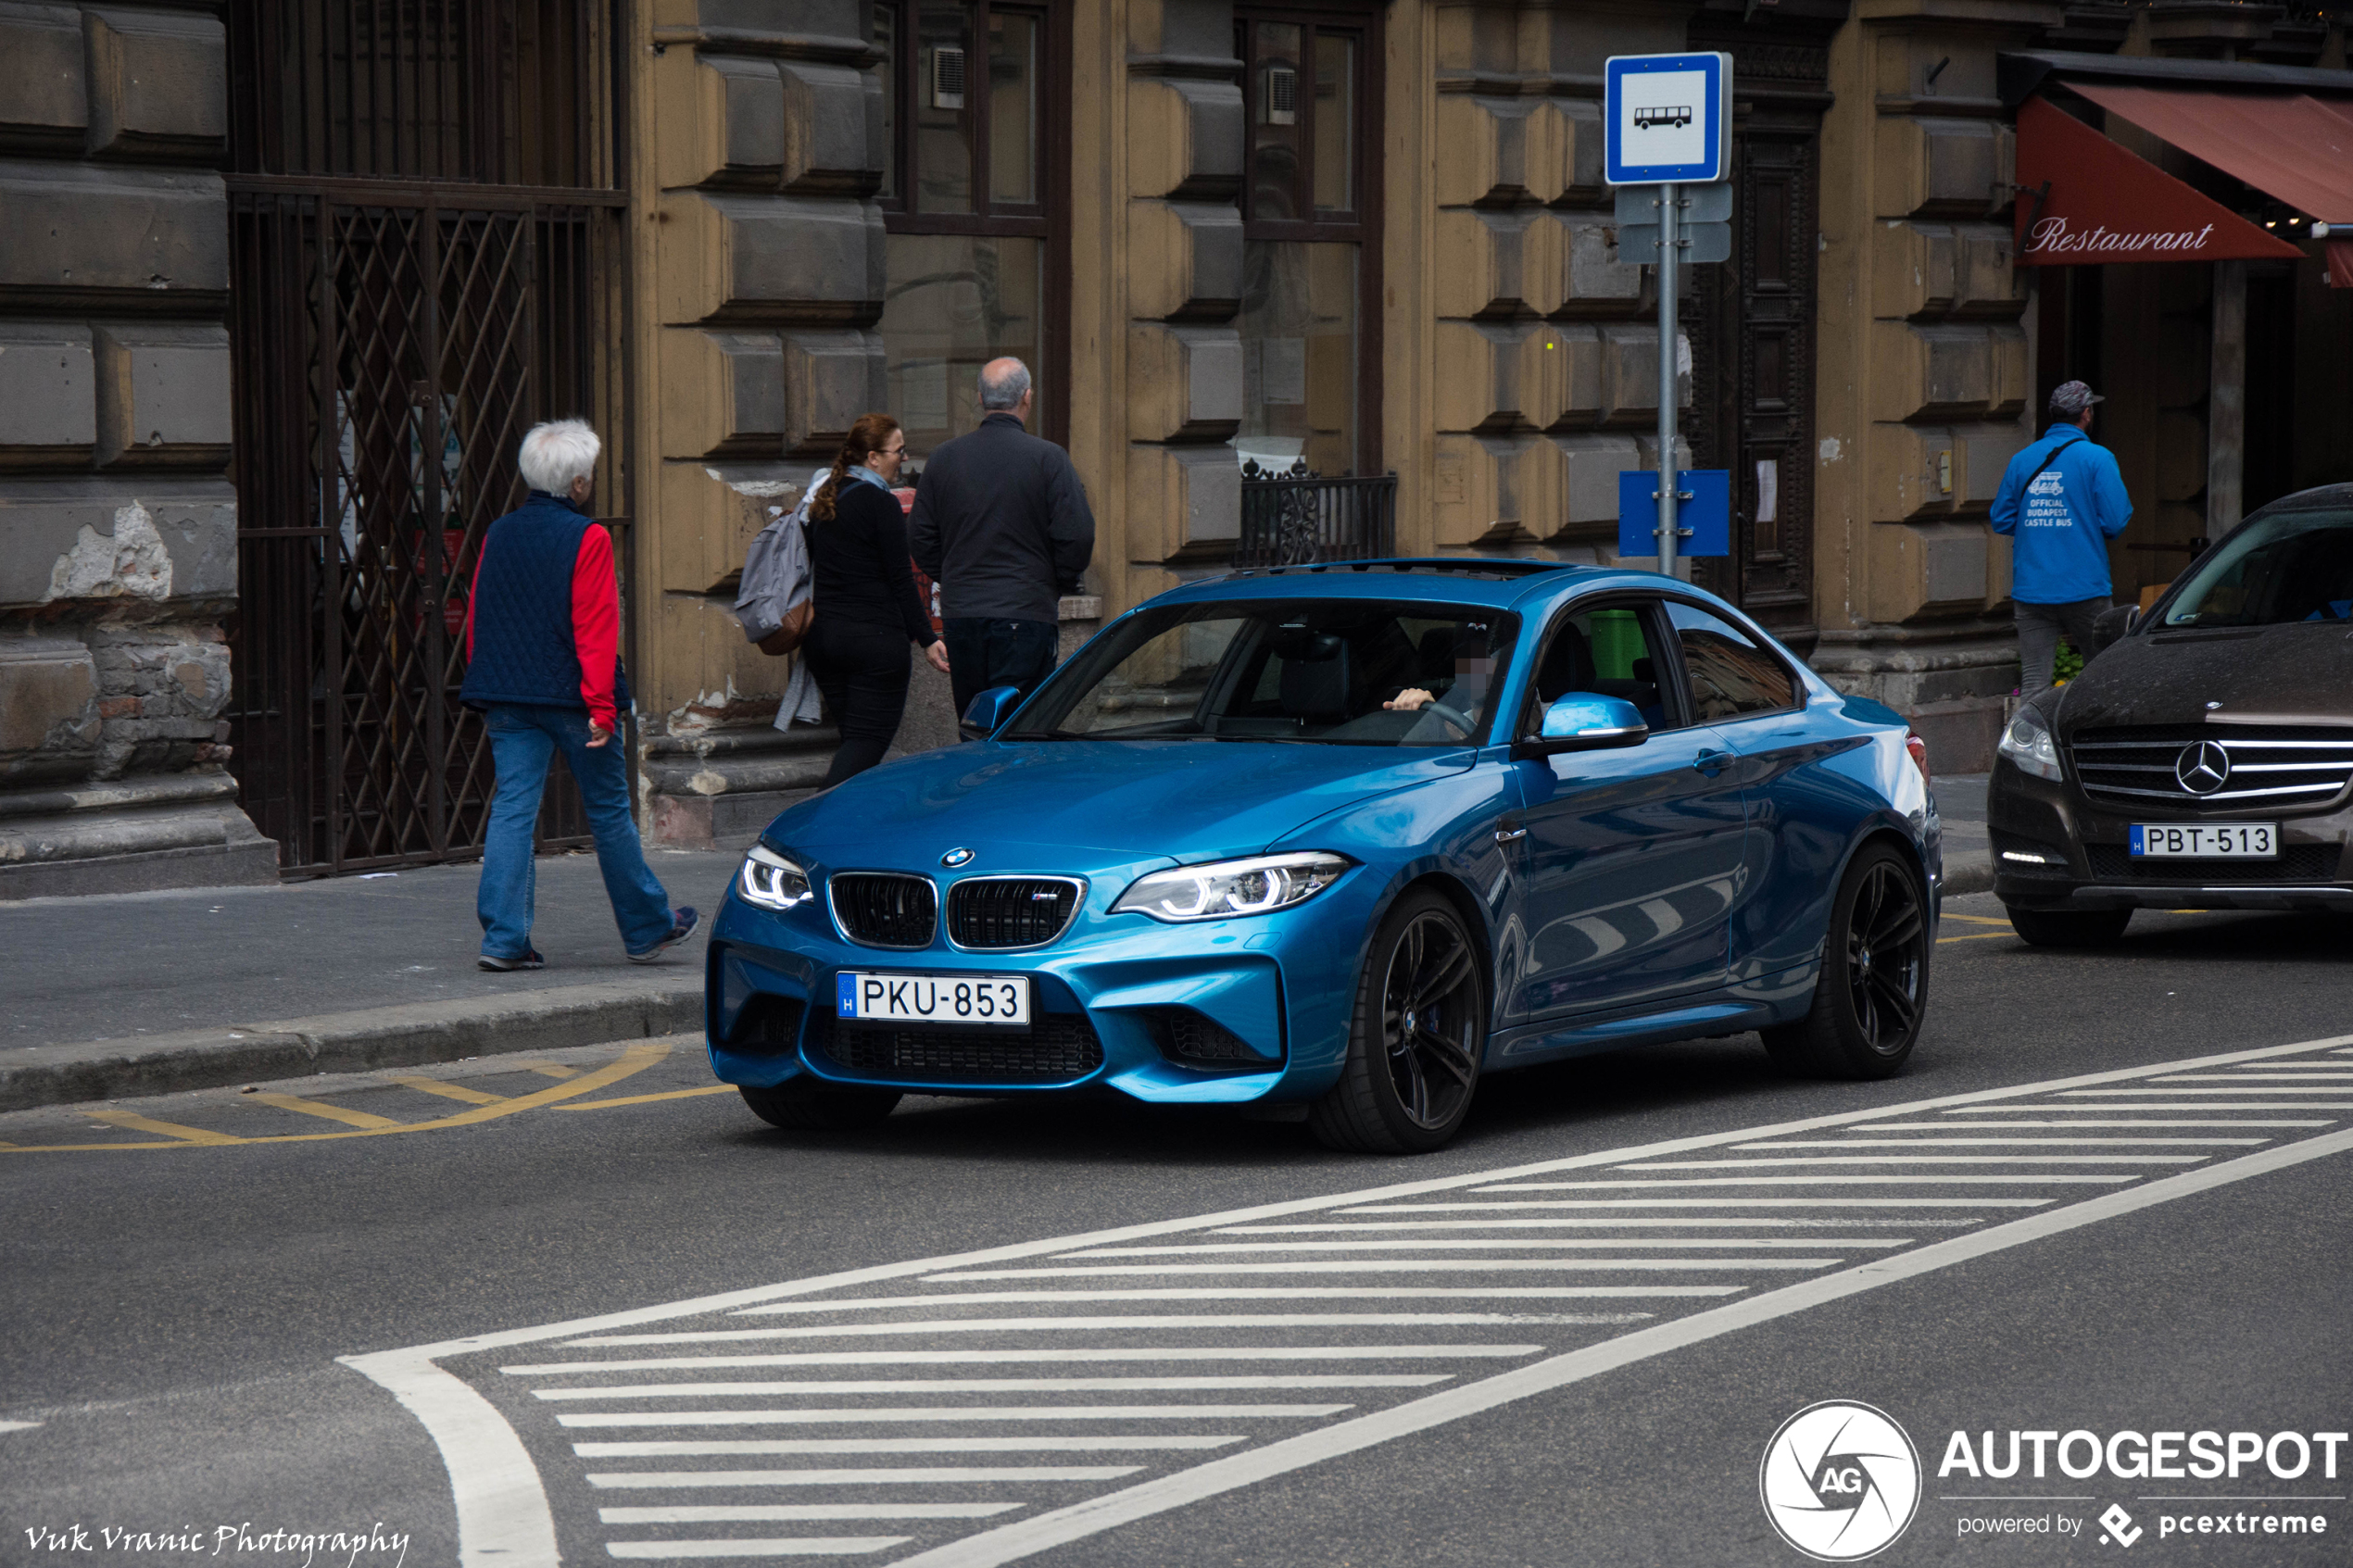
[
  {"xmin": 1113, "ymin": 852, "xmax": 1353, "ymax": 922},
  {"xmin": 1997, "ymin": 707, "xmax": 2064, "ymax": 783},
  {"xmin": 738, "ymin": 844, "xmax": 814, "ymax": 910}
]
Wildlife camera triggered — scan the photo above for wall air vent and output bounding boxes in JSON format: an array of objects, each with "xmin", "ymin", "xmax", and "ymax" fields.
[
  {"xmin": 932, "ymin": 45, "xmax": 967, "ymax": 110},
  {"xmin": 1263, "ymin": 63, "xmax": 1297, "ymax": 125}
]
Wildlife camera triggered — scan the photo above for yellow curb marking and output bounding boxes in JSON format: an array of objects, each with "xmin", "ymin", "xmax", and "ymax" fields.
[
  {"xmin": 1937, "ymin": 932, "xmax": 2017, "ymax": 945},
  {"xmin": 558, "ymin": 1084, "xmax": 740, "ymax": 1111},
  {"xmin": 386, "ymin": 1076, "xmax": 510, "ymax": 1106},
  {"xmin": 85, "ymin": 1110, "xmax": 243, "ymax": 1145},
  {"xmin": 245, "ymin": 1092, "xmax": 404, "ymax": 1129},
  {"xmin": 1941, "ymin": 914, "xmax": 2012, "ymax": 926},
  {"xmin": 3, "ymin": 1042, "xmax": 673, "ymax": 1154},
  {"xmin": 516, "ymin": 1063, "xmax": 579, "ymax": 1079}
]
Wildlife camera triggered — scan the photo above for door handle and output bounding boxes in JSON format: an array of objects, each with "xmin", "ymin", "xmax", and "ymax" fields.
[
  {"xmin": 1693, "ymin": 748, "xmax": 1734, "ymax": 777},
  {"xmin": 1494, "ymin": 823, "xmax": 1528, "ymax": 843}
]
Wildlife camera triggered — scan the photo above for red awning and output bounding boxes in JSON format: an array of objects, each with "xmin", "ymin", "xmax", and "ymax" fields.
[{"xmin": 2014, "ymin": 95, "xmax": 2301, "ymax": 267}]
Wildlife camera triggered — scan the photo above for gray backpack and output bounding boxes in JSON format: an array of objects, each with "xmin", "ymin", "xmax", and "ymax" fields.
[{"xmin": 735, "ymin": 476, "xmax": 823, "ymax": 654}]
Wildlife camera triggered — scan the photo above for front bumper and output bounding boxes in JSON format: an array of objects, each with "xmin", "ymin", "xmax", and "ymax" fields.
[
  {"xmin": 703, "ymin": 865, "xmax": 1380, "ymax": 1105},
  {"xmin": 1988, "ymin": 760, "xmax": 2353, "ymax": 912}
]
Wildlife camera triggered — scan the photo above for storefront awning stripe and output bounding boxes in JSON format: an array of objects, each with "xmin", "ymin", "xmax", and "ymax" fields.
[
  {"xmin": 2069, "ymin": 82, "xmax": 2353, "ymax": 226},
  {"xmin": 2013, "ymin": 95, "xmax": 2301, "ymax": 267}
]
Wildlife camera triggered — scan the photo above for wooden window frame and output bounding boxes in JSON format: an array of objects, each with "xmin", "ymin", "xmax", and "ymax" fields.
[
  {"xmin": 872, "ymin": 0, "xmax": 1071, "ymax": 446},
  {"xmin": 1234, "ymin": 0, "xmax": 1383, "ymax": 474}
]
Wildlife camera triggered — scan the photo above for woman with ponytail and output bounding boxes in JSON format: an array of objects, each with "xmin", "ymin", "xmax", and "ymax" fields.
[{"xmin": 801, "ymin": 413, "xmax": 951, "ymax": 785}]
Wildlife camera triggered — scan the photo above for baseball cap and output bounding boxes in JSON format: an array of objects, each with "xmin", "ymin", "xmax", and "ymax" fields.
[{"xmin": 2048, "ymin": 380, "xmax": 2105, "ymax": 417}]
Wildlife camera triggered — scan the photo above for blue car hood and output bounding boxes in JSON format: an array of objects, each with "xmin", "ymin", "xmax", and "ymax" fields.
[{"xmin": 767, "ymin": 740, "xmax": 1475, "ymax": 868}]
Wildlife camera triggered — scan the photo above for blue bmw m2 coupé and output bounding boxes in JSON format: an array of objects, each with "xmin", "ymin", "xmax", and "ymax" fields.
[{"xmin": 706, "ymin": 559, "xmax": 1941, "ymax": 1152}]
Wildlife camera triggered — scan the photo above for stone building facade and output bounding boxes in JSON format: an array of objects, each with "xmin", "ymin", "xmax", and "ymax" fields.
[{"xmin": 0, "ymin": 0, "xmax": 2345, "ymax": 894}]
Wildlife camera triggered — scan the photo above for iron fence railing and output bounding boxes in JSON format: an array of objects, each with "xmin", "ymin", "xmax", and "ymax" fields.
[{"xmin": 1235, "ymin": 461, "xmax": 1398, "ymax": 568}]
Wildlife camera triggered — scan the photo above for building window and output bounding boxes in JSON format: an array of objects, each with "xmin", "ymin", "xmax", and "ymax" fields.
[
  {"xmin": 872, "ymin": 1, "xmax": 1061, "ymax": 459},
  {"xmin": 1236, "ymin": 8, "xmax": 1377, "ymax": 477}
]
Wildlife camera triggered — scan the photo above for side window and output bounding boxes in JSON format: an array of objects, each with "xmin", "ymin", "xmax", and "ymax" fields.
[
  {"xmin": 1665, "ymin": 601, "xmax": 1798, "ymax": 721},
  {"xmin": 1520, "ymin": 600, "xmax": 1675, "ymax": 736}
]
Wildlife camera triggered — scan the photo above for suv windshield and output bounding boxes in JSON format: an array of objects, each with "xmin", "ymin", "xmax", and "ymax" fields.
[
  {"xmin": 2161, "ymin": 509, "xmax": 2353, "ymax": 628},
  {"xmin": 1004, "ymin": 599, "xmax": 1520, "ymax": 746}
]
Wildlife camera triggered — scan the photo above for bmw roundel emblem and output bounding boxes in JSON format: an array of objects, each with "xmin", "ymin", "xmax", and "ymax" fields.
[{"xmin": 941, "ymin": 847, "xmax": 975, "ymax": 868}]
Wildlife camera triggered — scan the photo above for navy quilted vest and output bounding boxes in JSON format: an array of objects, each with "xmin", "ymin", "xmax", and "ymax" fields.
[{"xmin": 459, "ymin": 492, "xmax": 632, "ymax": 712}]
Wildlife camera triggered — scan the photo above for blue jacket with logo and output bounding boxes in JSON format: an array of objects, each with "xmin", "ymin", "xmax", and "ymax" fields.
[{"xmin": 1989, "ymin": 424, "xmax": 2133, "ymax": 604}]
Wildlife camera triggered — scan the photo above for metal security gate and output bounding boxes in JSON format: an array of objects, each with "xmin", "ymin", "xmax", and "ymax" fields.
[{"xmin": 223, "ymin": 1, "xmax": 628, "ymax": 875}]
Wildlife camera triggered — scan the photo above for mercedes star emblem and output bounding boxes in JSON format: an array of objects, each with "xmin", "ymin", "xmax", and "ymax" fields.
[
  {"xmin": 2175, "ymin": 741, "xmax": 2231, "ymax": 796},
  {"xmin": 941, "ymin": 847, "xmax": 975, "ymax": 868}
]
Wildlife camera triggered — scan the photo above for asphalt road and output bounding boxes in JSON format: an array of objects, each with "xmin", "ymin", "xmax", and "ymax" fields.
[{"xmin": 5, "ymin": 891, "xmax": 2350, "ymax": 1568}]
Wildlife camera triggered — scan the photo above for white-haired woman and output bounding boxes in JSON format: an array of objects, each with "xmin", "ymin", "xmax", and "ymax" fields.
[{"xmin": 459, "ymin": 419, "xmax": 697, "ymax": 971}]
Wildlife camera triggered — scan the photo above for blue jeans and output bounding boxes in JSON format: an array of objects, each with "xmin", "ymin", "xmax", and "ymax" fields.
[
  {"xmin": 478, "ymin": 705, "xmax": 673, "ymax": 959},
  {"xmin": 943, "ymin": 617, "xmax": 1059, "ymax": 728}
]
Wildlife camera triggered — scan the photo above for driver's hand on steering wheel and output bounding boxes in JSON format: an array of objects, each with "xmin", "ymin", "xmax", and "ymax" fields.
[{"xmin": 1384, "ymin": 687, "xmax": 1435, "ymax": 712}]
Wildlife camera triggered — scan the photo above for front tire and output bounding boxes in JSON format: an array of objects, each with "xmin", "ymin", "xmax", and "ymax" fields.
[
  {"xmin": 1762, "ymin": 844, "xmax": 1930, "ymax": 1080},
  {"xmin": 740, "ymin": 1080, "xmax": 902, "ymax": 1131},
  {"xmin": 2006, "ymin": 905, "xmax": 2132, "ymax": 947},
  {"xmin": 1311, "ymin": 890, "xmax": 1486, "ymax": 1154}
]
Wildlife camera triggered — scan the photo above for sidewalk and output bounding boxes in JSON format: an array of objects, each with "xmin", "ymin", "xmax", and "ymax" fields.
[{"xmin": 0, "ymin": 781, "xmax": 1993, "ymax": 1113}]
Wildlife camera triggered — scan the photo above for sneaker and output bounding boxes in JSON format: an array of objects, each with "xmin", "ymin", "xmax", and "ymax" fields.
[
  {"xmin": 479, "ymin": 948, "xmax": 545, "ymax": 972},
  {"xmin": 627, "ymin": 907, "xmax": 700, "ymax": 964}
]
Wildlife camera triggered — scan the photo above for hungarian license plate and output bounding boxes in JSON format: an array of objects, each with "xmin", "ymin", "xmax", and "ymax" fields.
[
  {"xmin": 837, "ymin": 971, "xmax": 1032, "ymax": 1026},
  {"xmin": 2130, "ymin": 823, "xmax": 2277, "ymax": 859}
]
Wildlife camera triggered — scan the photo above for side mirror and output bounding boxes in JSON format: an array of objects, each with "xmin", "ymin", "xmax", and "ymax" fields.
[
  {"xmin": 1512, "ymin": 693, "xmax": 1648, "ymax": 759},
  {"xmin": 959, "ymin": 684, "xmax": 1023, "ymax": 740},
  {"xmin": 2089, "ymin": 602, "xmax": 2137, "ymax": 655}
]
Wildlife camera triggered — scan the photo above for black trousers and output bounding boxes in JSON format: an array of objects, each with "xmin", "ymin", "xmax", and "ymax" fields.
[
  {"xmin": 943, "ymin": 616, "xmax": 1059, "ymax": 727},
  {"xmin": 805, "ymin": 618, "xmax": 912, "ymax": 785}
]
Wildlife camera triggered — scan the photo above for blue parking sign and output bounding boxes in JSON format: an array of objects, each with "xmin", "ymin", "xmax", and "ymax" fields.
[
  {"xmin": 1604, "ymin": 53, "xmax": 1732, "ymax": 185},
  {"xmin": 1618, "ymin": 469, "xmax": 1731, "ymax": 558}
]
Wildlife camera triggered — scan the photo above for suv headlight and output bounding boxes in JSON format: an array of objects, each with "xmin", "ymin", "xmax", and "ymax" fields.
[
  {"xmin": 738, "ymin": 844, "xmax": 814, "ymax": 910},
  {"xmin": 1113, "ymin": 852, "xmax": 1353, "ymax": 922},
  {"xmin": 1997, "ymin": 707, "xmax": 2064, "ymax": 783}
]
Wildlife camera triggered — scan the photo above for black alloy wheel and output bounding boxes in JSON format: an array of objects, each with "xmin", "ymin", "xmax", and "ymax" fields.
[
  {"xmin": 740, "ymin": 1079, "xmax": 902, "ymax": 1131},
  {"xmin": 2006, "ymin": 905, "xmax": 2133, "ymax": 947},
  {"xmin": 1762, "ymin": 844, "xmax": 1930, "ymax": 1079},
  {"xmin": 1311, "ymin": 890, "xmax": 1486, "ymax": 1153}
]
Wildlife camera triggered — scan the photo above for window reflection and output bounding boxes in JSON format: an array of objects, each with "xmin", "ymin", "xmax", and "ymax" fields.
[
  {"xmin": 1313, "ymin": 34, "xmax": 1353, "ymax": 213},
  {"xmin": 989, "ymin": 10, "xmax": 1037, "ymax": 206},
  {"xmin": 914, "ymin": 2, "xmax": 973, "ymax": 214},
  {"xmin": 1252, "ymin": 22, "xmax": 1302, "ymax": 223},
  {"xmin": 1236, "ymin": 241, "xmax": 1355, "ymax": 476},
  {"xmin": 879, "ymin": 234, "xmax": 1045, "ymax": 460}
]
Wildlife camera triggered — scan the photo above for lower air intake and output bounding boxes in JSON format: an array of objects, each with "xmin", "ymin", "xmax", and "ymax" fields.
[{"xmin": 812, "ymin": 1010, "xmax": 1103, "ymax": 1081}]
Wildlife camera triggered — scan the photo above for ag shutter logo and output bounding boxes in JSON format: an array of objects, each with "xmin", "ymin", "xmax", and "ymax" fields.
[{"xmin": 1760, "ymin": 1400, "xmax": 1924, "ymax": 1562}]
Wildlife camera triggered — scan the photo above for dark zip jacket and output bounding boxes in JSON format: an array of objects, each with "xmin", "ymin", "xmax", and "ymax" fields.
[{"xmin": 909, "ymin": 412, "xmax": 1095, "ymax": 623}]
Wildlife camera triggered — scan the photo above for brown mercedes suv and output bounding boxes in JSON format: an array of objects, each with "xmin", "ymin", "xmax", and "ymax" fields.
[{"xmin": 1990, "ymin": 483, "xmax": 2353, "ymax": 947}]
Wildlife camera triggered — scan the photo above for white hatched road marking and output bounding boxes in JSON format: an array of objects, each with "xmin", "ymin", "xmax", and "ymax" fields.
[{"xmin": 340, "ymin": 1033, "xmax": 2353, "ymax": 1568}]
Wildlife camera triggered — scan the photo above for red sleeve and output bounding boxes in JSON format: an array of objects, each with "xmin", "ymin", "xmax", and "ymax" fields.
[{"xmin": 571, "ymin": 525, "xmax": 620, "ymax": 732}]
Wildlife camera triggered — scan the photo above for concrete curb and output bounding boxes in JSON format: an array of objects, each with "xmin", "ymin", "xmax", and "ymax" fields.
[
  {"xmin": 0, "ymin": 978, "xmax": 704, "ymax": 1113},
  {"xmin": 1944, "ymin": 851, "xmax": 1994, "ymax": 899}
]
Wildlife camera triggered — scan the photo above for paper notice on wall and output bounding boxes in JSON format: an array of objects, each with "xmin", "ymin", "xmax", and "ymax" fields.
[
  {"xmin": 902, "ymin": 359, "xmax": 949, "ymax": 431},
  {"xmin": 1262, "ymin": 338, "xmax": 1307, "ymax": 406},
  {"xmin": 1755, "ymin": 458, "xmax": 1779, "ymax": 525}
]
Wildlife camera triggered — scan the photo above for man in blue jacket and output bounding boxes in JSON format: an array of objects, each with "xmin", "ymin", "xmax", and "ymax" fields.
[{"xmin": 1990, "ymin": 380, "xmax": 2134, "ymax": 696}]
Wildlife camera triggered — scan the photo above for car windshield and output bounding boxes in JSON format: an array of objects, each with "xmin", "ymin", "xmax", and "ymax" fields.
[
  {"xmin": 2160, "ymin": 509, "xmax": 2353, "ymax": 628},
  {"xmin": 1004, "ymin": 598, "xmax": 1520, "ymax": 746}
]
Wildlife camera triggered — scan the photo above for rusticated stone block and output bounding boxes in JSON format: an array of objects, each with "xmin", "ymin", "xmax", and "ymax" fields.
[
  {"xmin": 0, "ymin": 162, "xmax": 226, "ymax": 300},
  {"xmin": 658, "ymin": 192, "xmax": 884, "ymax": 325},
  {"xmin": 1988, "ymin": 325, "xmax": 2028, "ymax": 417},
  {"xmin": 84, "ymin": 7, "xmax": 225, "ymax": 159},
  {"xmin": 1869, "ymin": 521, "xmax": 1991, "ymax": 621},
  {"xmin": 782, "ymin": 329, "xmax": 884, "ymax": 456},
  {"xmin": 0, "ymin": 323, "xmax": 95, "ymax": 464},
  {"xmin": 654, "ymin": 456, "xmax": 804, "ymax": 599},
  {"xmin": 1874, "ymin": 222, "xmax": 1959, "ymax": 319},
  {"xmin": 1127, "ymin": 200, "xmax": 1241, "ymax": 321},
  {"xmin": 659, "ymin": 329, "xmax": 784, "ymax": 458},
  {"xmin": 1434, "ymin": 95, "xmax": 1568, "ymax": 208},
  {"xmin": 1962, "ymin": 424, "xmax": 2030, "ymax": 509},
  {"xmin": 1127, "ymin": 443, "xmax": 1239, "ymax": 561},
  {"xmin": 1435, "ymin": 320, "xmax": 1536, "ymax": 433},
  {"xmin": 1548, "ymin": 433, "xmax": 1642, "ymax": 535},
  {"xmin": 1434, "ymin": 208, "xmax": 1562, "ymax": 320},
  {"xmin": 1875, "ymin": 117, "xmax": 2000, "ymax": 220},
  {"xmin": 0, "ymin": 4, "xmax": 85, "ymax": 154},
  {"xmin": 1867, "ymin": 421, "xmax": 1958, "ymax": 522},
  {"xmin": 93, "ymin": 323, "xmax": 230, "ymax": 467},
  {"xmin": 1872, "ymin": 322, "xmax": 1996, "ymax": 422},
  {"xmin": 1126, "ymin": 323, "xmax": 1241, "ymax": 442},
  {"xmin": 0, "ymin": 478, "xmax": 235, "ymax": 608},
  {"xmin": 655, "ymin": 53, "xmax": 784, "ymax": 189},
  {"xmin": 1597, "ymin": 324, "xmax": 1688, "ymax": 428},
  {"xmin": 1430, "ymin": 433, "xmax": 1558, "ymax": 547},
  {"xmin": 1127, "ymin": 77, "xmax": 1242, "ymax": 203},
  {"xmin": 779, "ymin": 58, "xmax": 880, "ymax": 196},
  {"xmin": 1558, "ymin": 213, "xmax": 1642, "ymax": 315},
  {"xmin": 0, "ymin": 634, "xmax": 99, "ymax": 781}
]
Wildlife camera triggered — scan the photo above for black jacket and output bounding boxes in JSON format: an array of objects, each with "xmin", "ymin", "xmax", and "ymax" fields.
[
  {"xmin": 807, "ymin": 475, "xmax": 937, "ymax": 646},
  {"xmin": 909, "ymin": 413, "xmax": 1095, "ymax": 623}
]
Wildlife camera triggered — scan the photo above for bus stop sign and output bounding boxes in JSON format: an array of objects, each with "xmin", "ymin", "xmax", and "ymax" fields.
[{"xmin": 1604, "ymin": 53, "xmax": 1731, "ymax": 185}]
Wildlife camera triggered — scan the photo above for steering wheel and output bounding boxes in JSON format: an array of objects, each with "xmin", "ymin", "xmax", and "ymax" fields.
[{"xmin": 1419, "ymin": 699, "xmax": 1476, "ymax": 737}]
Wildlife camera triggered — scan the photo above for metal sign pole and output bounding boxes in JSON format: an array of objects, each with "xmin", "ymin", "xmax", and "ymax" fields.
[{"xmin": 1655, "ymin": 181, "xmax": 1680, "ymax": 579}]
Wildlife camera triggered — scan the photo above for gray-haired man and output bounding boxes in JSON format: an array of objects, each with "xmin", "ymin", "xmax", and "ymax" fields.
[{"xmin": 910, "ymin": 358, "xmax": 1096, "ymax": 721}]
